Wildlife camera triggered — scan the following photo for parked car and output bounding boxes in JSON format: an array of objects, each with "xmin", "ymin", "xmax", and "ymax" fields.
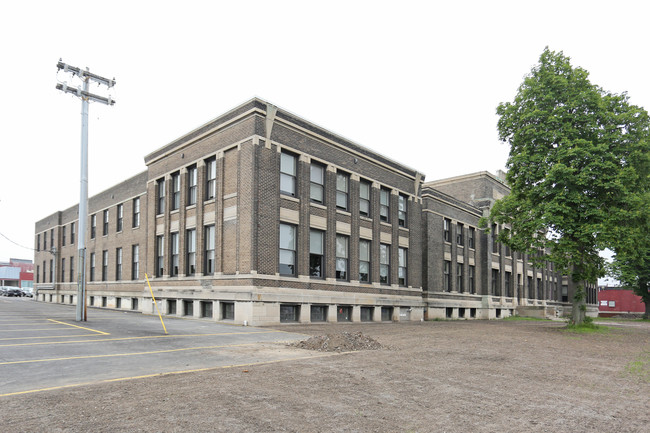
[
  {"xmin": 21, "ymin": 288, "xmax": 34, "ymax": 298},
  {"xmin": 0, "ymin": 287, "xmax": 8, "ymax": 296},
  {"xmin": 7, "ymin": 288, "xmax": 23, "ymax": 297}
]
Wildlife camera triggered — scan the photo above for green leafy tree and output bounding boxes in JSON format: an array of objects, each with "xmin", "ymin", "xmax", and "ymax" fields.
[{"xmin": 489, "ymin": 47, "xmax": 650, "ymax": 324}]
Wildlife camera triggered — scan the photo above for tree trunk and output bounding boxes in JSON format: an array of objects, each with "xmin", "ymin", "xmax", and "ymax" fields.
[
  {"xmin": 644, "ymin": 298, "xmax": 650, "ymax": 321},
  {"xmin": 571, "ymin": 284, "xmax": 586, "ymax": 325}
]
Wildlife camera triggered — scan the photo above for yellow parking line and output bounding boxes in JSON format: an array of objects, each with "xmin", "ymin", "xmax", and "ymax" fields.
[
  {"xmin": 0, "ymin": 328, "xmax": 81, "ymax": 332},
  {"xmin": 47, "ymin": 319, "xmax": 109, "ymax": 335},
  {"xmin": 0, "ymin": 330, "xmax": 280, "ymax": 348},
  {"xmin": 0, "ymin": 334, "xmax": 100, "ymax": 342},
  {"xmin": 0, "ymin": 352, "xmax": 338, "ymax": 398},
  {"xmin": 0, "ymin": 342, "xmax": 259, "ymax": 365}
]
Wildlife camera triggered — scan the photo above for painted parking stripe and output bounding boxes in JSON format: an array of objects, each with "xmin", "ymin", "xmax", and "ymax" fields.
[{"xmin": 47, "ymin": 319, "xmax": 110, "ymax": 335}]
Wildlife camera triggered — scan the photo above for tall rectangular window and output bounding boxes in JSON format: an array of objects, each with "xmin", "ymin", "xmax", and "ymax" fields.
[
  {"xmin": 157, "ymin": 178, "xmax": 165, "ymax": 215},
  {"xmin": 187, "ymin": 165, "xmax": 197, "ymax": 206},
  {"xmin": 115, "ymin": 247, "xmax": 122, "ymax": 281},
  {"xmin": 90, "ymin": 253, "xmax": 95, "ymax": 282},
  {"xmin": 69, "ymin": 257, "xmax": 74, "ymax": 283},
  {"xmin": 359, "ymin": 239, "xmax": 370, "ymax": 282},
  {"xmin": 456, "ymin": 263, "xmax": 464, "ymax": 291},
  {"xmin": 71, "ymin": 222, "xmax": 75, "ymax": 244},
  {"xmin": 42, "ymin": 260, "xmax": 46, "ymax": 282},
  {"xmin": 204, "ymin": 225, "xmax": 215, "ymax": 275},
  {"xmin": 443, "ymin": 218, "xmax": 451, "ymax": 242},
  {"xmin": 456, "ymin": 223, "xmax": 464, "ymax": 246},
  {"xmin": 62, "ymin": 226, "xmax": 66, "ymax": 246},
  {"xmin": 170, "ymin": 232, "xmax": 179, "ymax": 276},
  {"xmin": 310, "ymin": 163, "xmax": 324, "ymax": 204},
  {"xmin": 102, "ymin": 250, "xmax": 108, "ymax": 281},
  {"xmin": 380, "ymin": 188, "xmax": 390, "ymax": 222},
  {"xmin": 61, "ymin": 258, "xmax": 65, "ymax": 283},
  {"xmin": 398, "ymin": 247, "xmax": 407, "ymax": 286},
  {"xmin": 37, "ymin": 234, "xmax": 41, "ymax": 251},
  {"xmin": 469, "ymin": 265, "xmax": 475, "ymax": 294},
  {"xmin": 132, "ymin": 197, "xmax": 140, "ymax": 228},
  {"xmin": 156, "ymin": 235, "xmax": 164, "ymax": 277},
  {"xmin": 468, "ymin": 227, "xmax": 475, "ymax": 249},
  {"xmin": 505, "ymin": 271, "xmax": 512, "ymax": 297},
  {"xmin": 117, "ymin": 204, "xmax": 123, "ymax": 232},
  {"xmin": 186, "ymin": 229, "xmax": 196, "ymax": 276},
  {"xmin": 335, "ymin": 235, "xmax": 349, "ymax": 280},
  {"xmin": 90, "ymin": 214, "xmax": 96, "ymax": 239},
  {"xmin": 492, "ymin": 223, "xmax": 498, "ymax": 253},
  {"xmin": 279, "ymin": 223, "xmax": 296, "ymax": 276},
  {"xmin": 51, "ymin": 230, "xmax": 54, "ymax": 250},
  {"xmin": 36, "ymin": 265, "xmax": 40, "ymax": 283},
  {"xmin": 336, "ymin": 172, "xmax": 349, "ymax": 211},
  {"xmin": 103, "ymin": 210, "xmax": 109, "ymax": 236},
  {"xmin": 205, "ymin": 157, "xmax": 217, "ymax": 200},
  {"xmin": 44, "ymin": 233, "xmax": 47, "ymax": 251},
  {"xmin": 49, "ymin": 259, "xmax": 53, "ymax": 282},
  {"xmin": 171, "ymin": 172, "xmax": 180, "ymax": 211},
  {"xmin": 309, "ymin": 229, "xmax": 324, "ymax": 278},
  {"xmin": 380, "ymin": 244, "xmax": 390, "ymax": 284},
  {"xmin": 359, "ymin": 180, "xmax": 371, "ymax": 217},
  {"xmin": 492, "ymin": 269, "xmax": 500, "ymax": 295},
  {"xmin": 280, "ymin": 152, "xmax": 297, "ymax": 196},
  {"xmin": 444, "ymin": 260, "xmax": 451, "ymax": 291},
  {"xmin": 398, "ymin": 195, "xmax": 407, "ymax": 227},
  {"xmin": 132, "ymin": 245, "xmax": 139, "ymax": 280}
]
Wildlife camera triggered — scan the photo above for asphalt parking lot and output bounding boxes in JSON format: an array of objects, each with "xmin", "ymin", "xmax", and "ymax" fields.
[{"xmin": 0, "ymin": 297, "xmax": 307, "ymax": 397}]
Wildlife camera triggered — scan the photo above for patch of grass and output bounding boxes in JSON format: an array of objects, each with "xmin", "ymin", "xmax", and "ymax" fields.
[
  {"xmin": 596, "ymin": 316, "xmax": 650, "ymax": 322},
  {"xmin": 625, "ymin": 352, "xmax": 650, "ymax": 383},
  {"xmin": 503, "ymin": 316, "xmax": 548, "ymax": 321},
  {"xmin": 563, "ymin": 321, "xmax": 610, "ymax": 334}
]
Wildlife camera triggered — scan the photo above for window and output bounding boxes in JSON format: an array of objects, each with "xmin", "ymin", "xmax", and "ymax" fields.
[
  {"xmin": 335, "ymin": 235, "xmax": 349, "ymax": 280},
  {"xmin": 89, "ymin": 253, "xmax": 95, "ymax": 282},
  {"xmin": 280, "ymin": 304, "xmax": 300, "ymax": 323},
  {"xmin": 131, "ymin": 245, "xmax": 139, "ymax": 280},
  {"xmin": 51, "ymin": 230, "xmax": 54, "ymax": 250},
  {"xmin": 469, "ymin": 265, "xmax": 475, "ymax": 294},
  {"xmin": 280, "ymin": 151, "xmax": 297, "ymax": 196},
  {"xmin": 492, "ymin": 223, "xmax": 498, "ymax": 253},
  {"xmin": 492, "ymin": 269, "xmax": 500, "ymax": 295},
  {"xmin": 337, "ymin": 305, "xmax": 352, "ymax": 322},
  {"xmin": 309, "ymin": 229, "xmax": 324, "ymax": 278},
  {"xmin": 115, "ymin": 247, "xmax": 122, "ymax": 281},
  {"xmin": 171, "ymin": 172, "xmax": 180, "ymax": 211},
  {"xmin": 442, "ymin": 260, "xmax": 451, "ymax": 291},
  {"xmin": 187, "ymin": 165, "xmax": 197, "ymax": 206},
  {"xmin": 310, "ymin": 163, "xmax": 324, "ymax": 203},
  {"xmin": 398, "ymin": 247, "xmax": 407, "ymax": 286},
  {"xmin": 167, "ymin": 299, "xmax": 177, "ymax": 315},
  {"xmin": 359, "ymin": 180, "xmax": 371, "ymax": 217},
  {"xmin": 132, "ymin": 197, "xmax": 140, "ymax": 228},
  {"xmin": 103, "ymin": 210, "xmax": 109, "ymax": 236},
  {"xmin": 443, "ymin": 218, "xmax": 451, "ymax": 243},
  {"xmin": 36, "ymin": 265, "xmax": 40, "ymax": 283},
  {"xmin": 102, "ymin": 250, "xmax": 108, "ymax": 281},
  {"xmin": 156, "ymin": 236, "xmax": 164, "ymax": 277},
  {"xmin": 37, "ymin": 234, "xmax": 40, "ymax": 251},
  {"xmin": 311, "ymin": 305, "xmax": 328, "ymax": 322},
  {"xmin": 91, "ymin": 214, "xmax": 96, "ymax": 239},
  {"xmin": 468, "ymin": 227, "xmax": 475, "ymax": 249},
  {"xmin": 201, "ymin": 301, "xmax": 213, "ymax": 318},
  {"xmin": 157, "ymin": 178, "xmax": 165, "ymax": 215},
  {"xmin": 204, "ymin": 225, "xmax": 215, "ymax": 275},
  {"xmin": 505, "ymin": 271, "xmax": 512, "ymax": 297},
  {"xmin": 398, "ymin": 195, "xmax": 407, "ymax": 227},
  {"xmin": 359, "ymin": 239, "xmax": 370, "ymax": 282},
  {"xmin": 44, "ymin": 233, "xmax": 47, "ymax": 251},
  {"xmin": 221, "ymin": 302, "xmax": 235, "ymax": 320},
  {"xmin": 61, "ymin": 258, "xmax": 65, "ymax": 283},
  {"xmin": 336, "ymin": 172, "xmax": 349, "ymax": 210},
  {"xmin": 69, "ymin": 256, "xmax": 74, "ymax": 283},
  {"xmin": 170, "ymin": 232, "xmax": 179, "ymax": 276},
  {"xmin": 379, "ymin": 244, "xmax": 390, "ymax": 284},
  {"xmin": 206, "ymin": 157, "xmax": 217, "ymax": 200},
  {"xmin": 186, "ymin": 229, "xmax": 196, "ymax": 276},
  {"xmin": 42, "ymin": 261, "xmax": 46, "ymax": 283},
  {"xmin": 62, "ymin": 226, "xmax": 66, "ymax": 246},
  {"xmin": 70, "ymin": 222, "xmax": 75, "ymax": 244},
  {"xmin": 183, "ymin": 300, "xmax": 193, "ymax": 316},
  {"xmin": 279, "ymin": 223, "xmax": 296, "ymax": 276},
  {"xmin": 505, "ymin": 244, "xmax": 511, "ymax": 257},
  {"xmin": 456, "ymin": 263, "xmax": 464, "ymax": 292},
  {"xmin": 360, "ymin": 307, "xmax": 374, "ymax": 322},
  {"xmin": 380, "ymin": 188, "xmax": 390, "ymax": 222},
  {"xmin": 456, "ymin": 223, "xmax": 464, "ymax": 246},
  {"xmin": 117, "ymin": 204, "xmax": 123, "ymax": 232}
]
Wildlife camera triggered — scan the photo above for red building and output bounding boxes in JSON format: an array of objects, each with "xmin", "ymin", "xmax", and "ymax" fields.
[
  {"xmin": 0, "ymin": 258, "xmax": 34, "ymax": 289},
  {"xmin": 598, "ymin": 286, "xmax": 645, "ymax": 317}
]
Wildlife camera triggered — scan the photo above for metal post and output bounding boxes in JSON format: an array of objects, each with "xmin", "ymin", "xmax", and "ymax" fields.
[
  {"xmin": 76, "ymin": 72, "xmax": 89, "ymax": 322},
  {"xmin": 56, "ymin": 60, "xmax": 115, "ymax": 322}
]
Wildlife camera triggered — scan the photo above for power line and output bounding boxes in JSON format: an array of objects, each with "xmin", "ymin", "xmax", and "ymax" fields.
[{"xmin": 0, "ymin": 231, "xmax": 36, "ymax": 252}]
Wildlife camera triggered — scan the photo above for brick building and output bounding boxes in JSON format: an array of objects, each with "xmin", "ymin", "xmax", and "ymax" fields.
[{"xmin": 34, "ymin": 98, "xmax": 597, "ymax": 324}]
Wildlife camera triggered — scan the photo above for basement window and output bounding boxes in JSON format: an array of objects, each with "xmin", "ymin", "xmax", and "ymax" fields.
[
  {"xmin": 381, "ymin": 307, "xmax": 393, "ymax": 322},
  {"xmin": 221, "ymin": 302, "xmax": 234, "ymax": 320},
  {"xmin": 310, "ymin": 305, "xmax": 328, "ymax": 322},
  {"xmin": 280, "ymin": 304, "xmax": 300, "ymax": 323},
  {"xmin": 360, "ymin": 307, "xmax": 374, "ymax": 322},
  {"xmin": 337, "ymin": 305, "xmax": 352, "ymax": 322}
]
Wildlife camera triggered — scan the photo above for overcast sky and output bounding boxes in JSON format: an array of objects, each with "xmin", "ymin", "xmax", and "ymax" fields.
[{"xmin": 1, "ymin": 1, "xmax": 648, "ymax": 269}]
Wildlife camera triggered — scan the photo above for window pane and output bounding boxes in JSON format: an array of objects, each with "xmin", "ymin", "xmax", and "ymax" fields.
[
  {"xmin": 336, "ymin": 236, "xmax": 348, "ymax": 258},
  {"xmin": 360, "ymin": 182, "xmax": 370, "ymax": 199},
  {"xmin": 310, "ymin": 230, "xmax": 323, "ymax": 254},
  {"xmin": 310, "ymin": 164, "xmax": 323, "ymax": 183},
  {"xmin": 280, "ymin": 152, "xmax": 295, "ymax": 175},
  {"xmin": 280, "ymin": 173, "xmax": 295, "ymax": 195},
  {"xmin": 336, "ymin": 173, "xmax": 348, "ymax": 192},
  {"xmin": 279, "ymin": 224, "xmax": 295, "ymax": 250},
  {"xmin": 359, "ymin": 240, "xmax": 369, "ymax": 261},
  {"xmin": 310, "ymin": 184, "xmax": 323, "ymax": 202}
]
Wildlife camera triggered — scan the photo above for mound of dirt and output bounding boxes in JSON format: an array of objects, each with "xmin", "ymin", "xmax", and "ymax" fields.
[{"xmin": 290, "ymin": 331, "xmax": 383, "ymax": 352}]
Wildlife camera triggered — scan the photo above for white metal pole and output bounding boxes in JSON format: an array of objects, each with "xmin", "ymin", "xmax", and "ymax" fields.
[{"xmin": 76, "ymin": 71, "xmax": 89, "ymax": 322}]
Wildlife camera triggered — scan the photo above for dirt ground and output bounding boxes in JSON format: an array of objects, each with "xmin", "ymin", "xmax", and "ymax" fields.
[{"xmin": 4, "ymin": 319, "xmax": 650, "ymax": 433}]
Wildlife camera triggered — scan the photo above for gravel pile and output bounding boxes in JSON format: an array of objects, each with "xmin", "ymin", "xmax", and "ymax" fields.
[{"xmin": 290, "ymin": 331, "xmax": 384, "ymax": 352}]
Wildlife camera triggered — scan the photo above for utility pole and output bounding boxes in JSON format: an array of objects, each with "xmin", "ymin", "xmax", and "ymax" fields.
[{"xmin": 56, "ymin": 60, "xmax": 116, "ymax": 322}]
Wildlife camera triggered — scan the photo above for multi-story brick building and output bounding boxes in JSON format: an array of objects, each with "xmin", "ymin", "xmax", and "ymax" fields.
[{"xmin": 34, "ymin": 98, "xmax": 598, "ymax": 324}]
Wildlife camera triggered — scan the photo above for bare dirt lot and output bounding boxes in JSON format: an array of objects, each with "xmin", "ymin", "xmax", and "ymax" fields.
[{"xmin": 4, "ymin": 319, "xmax": 650, "ymax": 433}]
